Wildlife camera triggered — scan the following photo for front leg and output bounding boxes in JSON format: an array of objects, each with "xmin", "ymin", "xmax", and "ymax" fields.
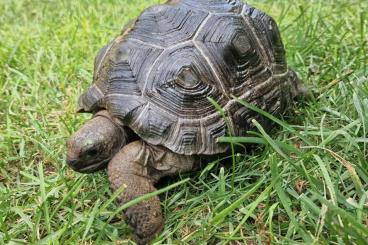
[{"xmin": 107, "ymin": 140, "xmax": 197, "ymax": 244}]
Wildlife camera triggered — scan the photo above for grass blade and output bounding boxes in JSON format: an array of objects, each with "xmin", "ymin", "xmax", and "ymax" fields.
[
  {"xmin": 38, "ymin": 162, "xmax": 51, "ymax": 234},
  {"xmin": 82, "ymin": 198, "xmax": 101, "ymax": 240},
  {"xmin": 211, "ymin": 176, "xmax": 265, "ymax": 225},
  {"xmin": 252, "ymin": 119, "xmax": 290, "ymax": 160},
  {"xmin": 270, "ymin": 154, "xmax": 312, "ymax": 242}
]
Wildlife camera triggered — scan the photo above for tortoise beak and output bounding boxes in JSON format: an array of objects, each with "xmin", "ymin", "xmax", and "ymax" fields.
[
  {"xmin": 66, "ymin": 158, "xmax": 80, "ymax": 171},
  {"xmin": 66, "ymin": 157, "xmax": 108, "ymax": 173},
  {"xmin": 66, "ymin": 148, "xmax": 109, "ymax": 173},
  {"xmin": 66, "ymin": 149, "xmax": 83, "ymax": 171}
]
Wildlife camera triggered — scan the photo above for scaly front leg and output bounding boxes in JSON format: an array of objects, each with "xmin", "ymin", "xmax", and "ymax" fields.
[{"xmin": 107, "ymin": 140, "xmax": 197, "ymax": 244}]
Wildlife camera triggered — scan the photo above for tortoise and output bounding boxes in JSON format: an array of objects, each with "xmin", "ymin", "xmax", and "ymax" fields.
[{"xmin": 66, "ymin": 0, "xmax": 306, "ymax": 243}]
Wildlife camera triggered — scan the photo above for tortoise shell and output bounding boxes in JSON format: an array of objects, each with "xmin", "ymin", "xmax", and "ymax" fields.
[{"xmin": 77, "ymin": 0, "xmax": 294, "ymax": 155}]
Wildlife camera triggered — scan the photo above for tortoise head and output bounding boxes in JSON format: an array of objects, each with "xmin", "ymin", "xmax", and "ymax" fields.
[{"xmin": 66, "ymin": 111, "xmax": 126, "ymax": 173}]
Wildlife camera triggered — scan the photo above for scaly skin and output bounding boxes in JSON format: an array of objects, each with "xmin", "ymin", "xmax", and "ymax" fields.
[
  {"xmin": 67, "ymin": 110, "xmax": 128, "ymax": 173},
  {"xmin": 107, "ymin": 140, "xmax": 197, "ymax": 244}
]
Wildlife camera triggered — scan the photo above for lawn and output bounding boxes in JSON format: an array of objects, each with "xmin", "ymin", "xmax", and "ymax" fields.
[{"xmin": 1, "ymin": 0, "xmax": 367, "ymax": 244}]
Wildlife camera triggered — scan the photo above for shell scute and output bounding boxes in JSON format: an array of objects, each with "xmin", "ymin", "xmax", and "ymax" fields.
[{"xmin": 129, "ymin": 4, "xmax": 208, "ymax": 47}]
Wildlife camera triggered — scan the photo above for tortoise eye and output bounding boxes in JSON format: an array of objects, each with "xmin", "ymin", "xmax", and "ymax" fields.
[{"xmin": 86, "ymin": 148, "xmax": 98, "ymax": 157}]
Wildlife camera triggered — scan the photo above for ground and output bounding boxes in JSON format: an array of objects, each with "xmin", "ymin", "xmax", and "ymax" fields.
[{"xmin": 0, "ymin": 0, "xmax": 367, "ymax": 244}]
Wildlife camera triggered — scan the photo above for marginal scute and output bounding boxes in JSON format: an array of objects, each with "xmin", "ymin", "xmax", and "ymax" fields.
[
  {"xmin": 131, "ymin": 104, "xmax": 176, "ymax": 145},
  {"xmin": 77, "ymin": 85, "xmax": 104, "ymax": 113},
  {"xmin": 200, "ymin": 115, "xmax": 227, "ymax": 154},
  {"xmin": 228, "ymin": 97, "xmax": 272, "ymax": 136},
  {"xmin": 106, "ymin": 95, "xmax": 146, "ymax": 124},
  {"xmin": 94, "ymin": 43, "xmax": 112, "ymax": 80},
  {"xmin": 170, "ymin": 119, "xmax": 201, "ymax": 155}
]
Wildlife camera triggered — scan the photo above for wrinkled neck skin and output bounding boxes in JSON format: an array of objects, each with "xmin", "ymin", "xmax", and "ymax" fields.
[{"xmin": 66, "ymin": 110, "xmax": 127, "ymax": 173}]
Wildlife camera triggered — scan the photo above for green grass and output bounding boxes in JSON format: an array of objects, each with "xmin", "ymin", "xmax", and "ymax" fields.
[{"xmin": 1, "ymin": 0, "xmax": 368, "ymax": 244}]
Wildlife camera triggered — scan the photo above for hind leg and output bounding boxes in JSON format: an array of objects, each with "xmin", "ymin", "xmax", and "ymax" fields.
[{"xmin": 107, "ymin": 140, "xmax": 197, "ymax": 244}]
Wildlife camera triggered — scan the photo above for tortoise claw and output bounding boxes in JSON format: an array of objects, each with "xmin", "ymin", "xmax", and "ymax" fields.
[{"xmin": 125, "ymin": 201, "xmax": 164, "ymax": 244}]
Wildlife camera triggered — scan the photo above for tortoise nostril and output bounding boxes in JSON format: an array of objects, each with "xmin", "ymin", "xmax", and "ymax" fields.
[
  {"xmin": 66, "ymin": 158, "xmax": 78, "ymax": 168},
  {"xmin": 67, "ymin": 149, "xmax": 79, "ymax": 162},
  {"xmin": 69, "ymin": 160, "xmax": 77, "ymax": 165}
]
